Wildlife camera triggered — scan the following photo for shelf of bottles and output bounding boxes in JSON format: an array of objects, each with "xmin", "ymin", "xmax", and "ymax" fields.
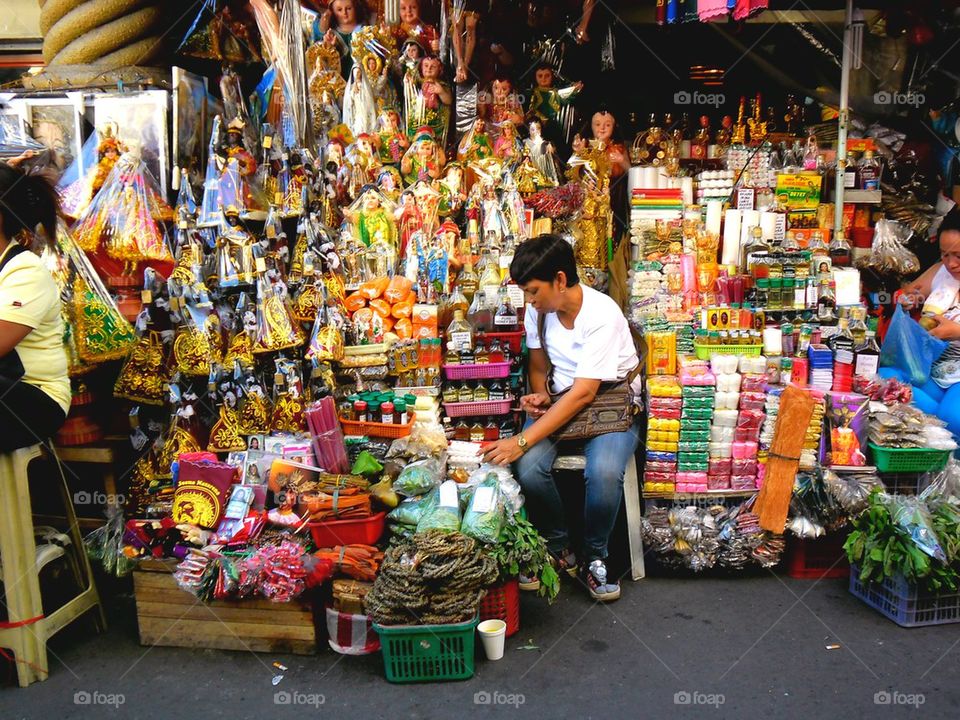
[{"xmin": 440, "ymin": 260, "xmax": 525, "ymax": 443}]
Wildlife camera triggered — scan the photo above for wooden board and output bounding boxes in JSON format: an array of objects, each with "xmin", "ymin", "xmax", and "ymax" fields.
[{"xmin": 133, "ymin": 561, "xmax": 318, "ymax": 656}]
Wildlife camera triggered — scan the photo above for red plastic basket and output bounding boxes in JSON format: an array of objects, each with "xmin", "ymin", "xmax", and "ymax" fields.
[
  {"xmin": 477, "ymin": 331, "xmax": 524, "ymax": 353},
  {"xmin": 442, "ymin": 399, "xmax": 513, "ymax": 417},
  {"xmin": 479, "ymin": 579, "xmax": 520, "ymax": 637},
  {"xmin": 785, "ymin": 533, "xmax": 850, "ymax": 580},
  {"xmin": 308, "ymin": 511, "xmax": 386, "ymax": 547},
  {"xmin": 442, "ymin": 362, "xmax": 511, "ymax": 380},
  {"xmin": 339, "ymin": 412, "xmax": 416, "ymax": 438}
]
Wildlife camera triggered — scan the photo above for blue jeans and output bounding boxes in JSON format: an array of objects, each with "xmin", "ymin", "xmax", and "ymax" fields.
[
  {"xmin": 513, "ymin": 418, "xmax": 641, "ymax": 562},
  {"xmin": 878, "ymin": 367, "xmax": 960, "ymax": 437}
]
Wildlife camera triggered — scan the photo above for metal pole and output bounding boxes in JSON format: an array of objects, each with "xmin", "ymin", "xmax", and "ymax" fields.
[{"xmin": 835, "ymin": 0, "xmax": 854, "ymax": 234}]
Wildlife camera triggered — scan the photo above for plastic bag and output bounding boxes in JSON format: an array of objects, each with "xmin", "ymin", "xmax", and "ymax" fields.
[
  {"xmin": 387, "ymin": 492, "xmax": 433, "ymax": 527},
  {"xmin": 416, "ymin": 481, "xmax": 461, "ymax": 533},
  {"xmin": 919, "ymin": 458, "xmax": 960, "ymax": 506},
  {"xmin": 887, "ymin": 495, "xmax": 948, "ymax": 563},
  {"xmin": 84, "ymin": 507, "xmax": 137, "ymax": 577},
  {"xmin": 393, "ymin": 458, "xmax": 443, "ymax": 497},
  {"xmin": 855, "ymin": 218, "xmax": 920, "ymax": 276},
  {"xmin": 461, "ymin": 473, "xmax": 506, "ymax": 543},
  {"xmin": 880, "ymin": 305, "xmax": 948, "ymax": 386}
]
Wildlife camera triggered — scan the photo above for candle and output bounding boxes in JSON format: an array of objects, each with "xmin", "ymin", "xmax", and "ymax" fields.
[
  {"xmin": 762, "ymin": 327, "xmax": 783, "ymax": 355},
  {"xmin": 759, "ymin": 211, "xmax": 777, "ymax": 240},
  {"xmin": 680, "ymin": 176, "xmax": 694, "ymax": 205},
  {"xmin": 705, "ymin": 200, "xmax": 722, "ymax": 238},
  {"xmin": 721, "ymin": 209, "xmax": 742, "ymax": 265},
  {"xmin": 740, "ymin": 209, "xmax": 761, "ymax": 246}
]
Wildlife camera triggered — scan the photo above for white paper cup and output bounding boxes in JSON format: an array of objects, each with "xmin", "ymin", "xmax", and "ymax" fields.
[{"xmin": 477, "ymin": 619, "xmax": 507, "ymax": 661}]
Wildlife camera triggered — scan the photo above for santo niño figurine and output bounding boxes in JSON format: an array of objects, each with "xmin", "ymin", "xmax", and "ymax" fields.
[
  {"xmin": 457, "ymin": 117, "xmax": 494, "ymax": 163},
  {"xmin": 404, "ymin": 56, "xmax": 452, "ymax": 144},
  {"xmin": 400, "ymin": 127, "xmax": 445, "ymax": 185},
  {"xmin": 392, "ymin": 0, "xmax": 439, "ymax": 53},
  {"xmin": 313, "ymin": 0, "xmax": 362, "ymax": 76},
  {"xmin": 376, "ymin": 109, "xmax": 409, "ymax": 165},
  {"xmin": 571, "ymin": 110, "xmax": 629, "ymax": 179},
  {"xmin": 527, "ymin": 62, "xmax": 583, "ymax": 146}
]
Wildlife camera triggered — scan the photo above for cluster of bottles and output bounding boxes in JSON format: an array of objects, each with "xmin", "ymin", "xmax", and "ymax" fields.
[
  {"xmin": 442, "ymin": 379, "xmax": 511, "ymax": 404},
  {"xmin": 340, "ymin": 391, "xmax": 418, "ymax": 426},
  {"xmin": 388, "ymin": 338, "xmax": 443, "ymax": 388},
  {"xmin": 841, "ymin": 150, "xmax": 882, "ymax": 191},
  {"xmin": 444, "ymin": 416, "xmax": 517, "ymax": 443}
]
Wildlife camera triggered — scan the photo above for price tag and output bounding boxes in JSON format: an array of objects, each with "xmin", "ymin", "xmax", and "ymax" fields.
[
  {"xmin": 141, "ymin": 290, "xmax": 153, "ymax": 303},
  {"xmin": 438, "ymin": 480, "xmax": 458, "ymax": 508},
  {"xmin": 255, "ymin": 257, "xmax": 267, "ymax": 273},
  {"xmin": 262, "ymin": 135, "xmax": 272, "ymax": 149},
  {"xmin": 736, "ymin": 188, "xmax": 755, "ymax": 210},
  {"xmin": 507, "ymin": 284, "xmax": 525, "ymax": 308},
  {"xmin": 472, "ymin": 485, "xmax": 495, "ymax": 513},
  {"xmin": 266, "ymin": 223, "xmax": 277, "ymax": 238}
]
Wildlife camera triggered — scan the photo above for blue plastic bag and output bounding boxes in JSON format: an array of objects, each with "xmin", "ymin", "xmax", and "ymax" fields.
[{"xmin": 880, "ymin": 305, "xmax": 948, "ymax": 385}]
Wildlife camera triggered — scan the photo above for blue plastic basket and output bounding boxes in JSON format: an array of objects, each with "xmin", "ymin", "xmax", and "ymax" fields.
[{"xmin": 849, "ymin": 565, "xmax": 960, "ymax": 627}]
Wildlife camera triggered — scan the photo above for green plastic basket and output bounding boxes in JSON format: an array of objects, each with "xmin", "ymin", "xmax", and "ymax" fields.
[
  {"xmin": 868, "ymin": 443, "xmax": 950, "ymax": 474},
  {"xmin": 693, "ymin": 342, "xmax": 764, "ymax": 361},
  {"xmin": 373, "ymin": 615, "xmax": 478, "ymax": 683}
]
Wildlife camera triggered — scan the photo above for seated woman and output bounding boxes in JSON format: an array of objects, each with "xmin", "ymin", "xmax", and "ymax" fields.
[
  {"xmin": 880, "ymin": 211, "xmax": 960, "ymax": 435},
  {"xmin": 483, "ymin": 235, "xmax": 641, "ymax": 602},
  {"xmin": 0, "ymin": 159, "xmax": 70, "ymax": 452}
]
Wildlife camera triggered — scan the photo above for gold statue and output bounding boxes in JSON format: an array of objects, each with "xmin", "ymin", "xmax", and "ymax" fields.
[{"xmin": 566, "ymin": 140, "xmax": 613, "ymax": 271}]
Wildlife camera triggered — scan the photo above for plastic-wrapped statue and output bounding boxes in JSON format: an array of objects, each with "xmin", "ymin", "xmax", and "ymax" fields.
[
  {"xmin": 437, "ymin": 162, "xmax": 466, "ymax": 217},
  {"xmin": 571, "ymin": 110, "xmax": 629, "ymax": 179},
  {"xmin": 523, "ymin": 119, "xmax": 561, "ymax": 187},
  {"xmin": 376, "ymin": 109, "xmax": 409, "ymax": 165},
  {"xmin": 493, "ymin": 121, "xmax": 521, "ymax": 162},
  {"xmin": 343, "ymin": 65, "xmax": 379, "ymax": 138},
  {"xmin": 400, "ymin": 127, "xmax": 445, "ymax": 185},
  {"xmin": 480, "ymin": 77, "xmax": 524, "ymax": 140},
  {"xmin": 526, "ymin": 62, "xmax": 582, "ymax": 147},
  {"xmin": 313, "ymin": 0, "xmax": 362, "ymax": 76},
  {"xmin": 376, "ymin": 165, "xmax": 403, "ymax": 203},
  {"xmin": 567, "ymin": 139, "xmax": 613, "ymax": 271},
  {"xmin": 344, "ymin": 186, "xmax": 399, "ymax": 249},
  {"xmin": 404, "ymin": 55, "xmax": 452, "ymax": 145},
  {"xmin": 391, "ymin": 0, "xmax": 439, "ymax": 53},
  {"xmin": 457, "ymin": 117, "xmax": 494, "ymax": 163}
]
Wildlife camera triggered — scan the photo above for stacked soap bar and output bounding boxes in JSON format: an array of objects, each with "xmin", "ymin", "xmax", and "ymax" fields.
[
  {"xmin": 729, "ymin": 356, "xmax": 768, "ymax": 491},
  {"xmin": 707, "ymin": 354, "xmax": 739, "ymax": 490},
  {"xmin": 677, "ymin": 364, "xmax": 716, "ymax": 492},
  {"xmin": 644, "ymin": 375, "xmax": 682, "ymax": 493}
]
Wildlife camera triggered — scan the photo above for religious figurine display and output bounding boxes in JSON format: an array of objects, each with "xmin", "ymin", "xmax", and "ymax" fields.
[
  {"xmin": 376, "ymin": 109, "xmax": 409, "ymax": 165},
  {"xmin": 400, "ymin": 127, "xmax": 445, "ymax": 185},
  {"xmin": 391, "ymin": 0, "xmax": 439, "ymax": 53},
  {"xmin": 572, "ymin": 110, "xmax": 629, "ymax": 178},
  {"xmin": 219, "ymin": 116, "xmax": 259, "ymax": 216},
  {"xmin": 523, "ymin": 119, "xmax": 561, "ymax": 187},
  {"xmin": 376, "ymin": 165, "xmax": 403, "ymax": 203},
  {"xmin": 437, "ymin": 162, "xmax": 466, "ymax": 217},
  {"xmin": 457, "ymin": 118, "xmax": 494, "ymax": 163},
  {"xmin": 343, "ymin": 65, "xmax": 379, "ymax": 138},
  {"xmin": 480, "ymin": 77, "xmax": 524, "ymax": 139},
  {"xmin": 526, "ymin": 63, "xmax": 583, "ymax": 147},
  {"xmin": 567, "ymin": 139, "xmax": 613, "ymax": 272},
  {"xmin": 493, "ymin": 121, "xmax": 522, "ymax": 162},
  {"xmin": 344, "ymin": 186, "xmax": 399, "ymax": 249},
  {"xmin": 314, "ymin": 0, "xmax": 361, "ymax": 76},
  {"xmin": 404, "ymin": 55, "xmax": 452, "ymax": 145},
  {"xmin": 61, "ymin": 123, "xmax": 126, "ymax": 218}
]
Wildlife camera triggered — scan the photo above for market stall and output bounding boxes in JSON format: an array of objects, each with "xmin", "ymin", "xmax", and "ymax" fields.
[{"xmin": 3, "ymin": 0, "xmax": 960, "ymax": 686}]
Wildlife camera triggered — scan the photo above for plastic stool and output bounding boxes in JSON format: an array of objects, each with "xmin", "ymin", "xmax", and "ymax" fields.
[
  {"xmin": 0, "ymin": 444, "xmax": 106, "ymax": 687},
  {"xmin": 552, "ymin": 453, "xmax": 645, "ymax": 580}
]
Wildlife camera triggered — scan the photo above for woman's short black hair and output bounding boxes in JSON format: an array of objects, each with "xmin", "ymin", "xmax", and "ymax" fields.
[
  {"xmin": 0, "ymin": 162, "xmax": 59, "ymax": 249},
  {"xmin": 939, "ymin": 209, "xmax": 960, "ymax": 241},
  {"xmin": 510, "ymin": 234, "xmax": 579, "ymax": 286}
]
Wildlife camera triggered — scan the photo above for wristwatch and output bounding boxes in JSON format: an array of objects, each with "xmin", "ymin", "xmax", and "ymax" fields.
[{"xmin": 517, "ymin": 434, "xmax": 529, "ymax": 453}]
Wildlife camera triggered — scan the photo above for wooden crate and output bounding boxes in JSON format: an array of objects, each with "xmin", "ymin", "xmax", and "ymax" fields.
[{"xmin": 133, "ymin": 559, "xmax": 317, "ymax": 655}]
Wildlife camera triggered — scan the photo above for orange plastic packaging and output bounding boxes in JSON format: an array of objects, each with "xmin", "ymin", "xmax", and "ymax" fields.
[
  {"xmin": 404, "ymin": 290, "xmax": 417, "ymax": 305},
  {"xmin": 412, "ymin": 304, "xmax": 436, "ymax": 324},
  {"xmin": 353, "ymin": 307, "xmax": 374, "ymax": 327},
  {"xmin": 383, "ymin": 275, "xmax": 414, "ymax": 303},
  {"xmin": 344, "ymin": 292, "xmax": 366, "ymax": 313},
  {"xmin": 369, "ymin": 298, "xmax": 392, "ymax": 318},
  {"xmin": 412, "ymin": 323, "xmax": 437, "ymax": 339},
  {"xmin": 381, "ymin": 315, "xmax": 395, "ymax": 332},
  {"xmin": 359, "ymin": 276, "xmax": 389, "ymax": 300},
  {"xmin": 394, "ymin": 318, "xmax": 413, "ymax": 338},
  {"xmin": 390, "ymin": 301, "xmax": 413, "ymax": 319}
]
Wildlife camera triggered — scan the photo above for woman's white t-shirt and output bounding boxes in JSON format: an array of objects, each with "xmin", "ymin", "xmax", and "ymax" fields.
[{"xmin": 523, "ymin": 285, "xmax": 640, "ymax": 394}]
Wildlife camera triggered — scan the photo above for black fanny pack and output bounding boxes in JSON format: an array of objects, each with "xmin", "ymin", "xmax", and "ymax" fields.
[{"xmin": 0, "ymin": 243, "xmax": 29, "ymax": 381}]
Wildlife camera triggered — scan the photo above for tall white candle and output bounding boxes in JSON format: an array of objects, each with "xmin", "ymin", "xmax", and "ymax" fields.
[
  {"xmin": 721, "ymin": 208, "xmax": 742, "ymax": 265},
  {"xmin": 705, "ymin": 200, "xmax": 722, "ymax": 237}
]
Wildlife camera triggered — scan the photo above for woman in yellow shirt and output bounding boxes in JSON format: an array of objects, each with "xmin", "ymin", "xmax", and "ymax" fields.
[{"xmin": 0, "ymin": 159, "xmax": 70, "ymax": 451}]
